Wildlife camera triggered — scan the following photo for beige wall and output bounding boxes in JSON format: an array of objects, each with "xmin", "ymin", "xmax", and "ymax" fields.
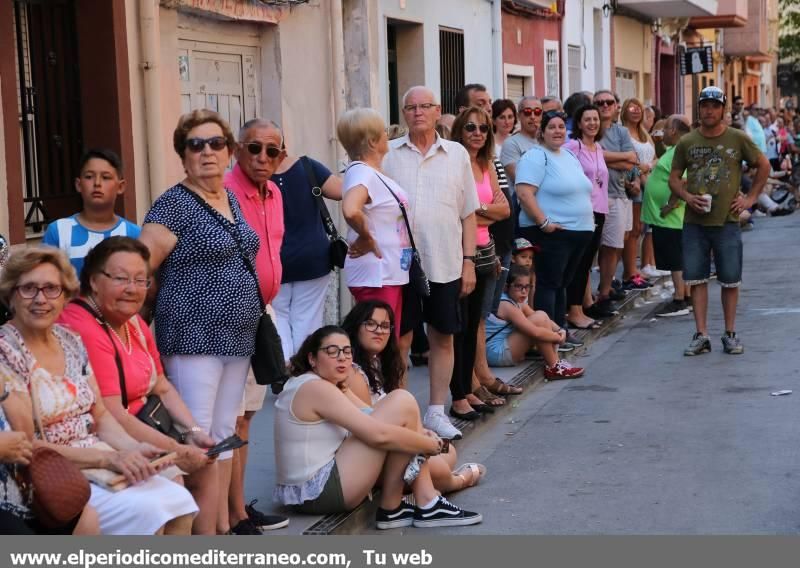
[{"xmin": 613, "ymin": 16, "xmax": 652, "ymax": 100}]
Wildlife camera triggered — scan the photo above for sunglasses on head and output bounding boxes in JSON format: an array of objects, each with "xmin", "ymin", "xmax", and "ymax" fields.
[
  {"xmin": 185, "ymin": 136, "xmax": 228, "ymax": 153},
  {"xmin": 246, "ymin": 142, "xmax": 282, "ymax": 158},
  {"xmin": 595, "ymin": 99, "xmax": 616, "ymax": 107},
  {"xmin": 543, "ymin": 110, "xmax": 568, "ymax": 122},
  {"xmin": 464, "ymin": 122, "xmax": 489, "ymax": 134},
  {"xmin": 521, "ymin": 107, "xmax": 543, "ymax": 117}
]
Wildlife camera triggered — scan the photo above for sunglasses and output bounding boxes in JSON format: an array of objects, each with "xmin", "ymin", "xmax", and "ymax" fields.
[
  {"xmin": 543, "ymin": 110, "xmax": 568, "ymax": 122},
  {"xmin": 520, "ymin": 107, "xmax": 543, "ymax": 117},
  {"xmin": 246, "ymin": 142, "xmax": 282, "ymax": 158},
  {"xmin": 464, "ymin": 122, "xmax": 489, "ymax": 134},
  {"xmin": 595, "ymin": 99, "xmax": 616, "ymax": 107},
  {"xmin": 185, "ymin": 136, "xmax": 228, "ymax": 153}
]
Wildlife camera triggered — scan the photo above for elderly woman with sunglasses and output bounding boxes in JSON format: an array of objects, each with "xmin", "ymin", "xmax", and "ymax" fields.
[
  {"xmin": 515, "ymin": 110, "xmax": 594, "ymax": 346},
  {"xmin": 139, "ymin": 109, "xmax": 262, "ymax": 535},
  {"xmin": 0, "ymin": 247, "xmax": 198, "ymax": 535},
  {"xmin": 336, "ymin": 108, "xmax": 412, "ymax": 336}
]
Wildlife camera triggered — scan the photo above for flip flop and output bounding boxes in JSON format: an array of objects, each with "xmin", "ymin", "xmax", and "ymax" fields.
[
  {"xmin": 567, "ymin": 319, "xmax": 602, "ymax": 330},
  {"xmin": 487, "ymin": 377, "xmax": 523, "ymax": 396},
  {"xmin": 453, "ymin": 463, "xmax": 487, "ymax": 489}
]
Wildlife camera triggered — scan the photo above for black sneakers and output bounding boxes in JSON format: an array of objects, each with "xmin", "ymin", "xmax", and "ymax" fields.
[
  {"xmin": 412, "ymin": 496, "xmax": 482, "ymax": 528},
  {"xmin": 655, "ymin": 299, "xmax": 691, "ymax": 318},
  {"xmin": 228, "ymin": 518, "xmax": 263, "ymax": 535},
  {"xmin": 376, "ymin": 502, "xmax": 416, "ymax": 530},
  {"xmin": 246, "ymin": 499, "xmax": 289, "ymax": 531}
]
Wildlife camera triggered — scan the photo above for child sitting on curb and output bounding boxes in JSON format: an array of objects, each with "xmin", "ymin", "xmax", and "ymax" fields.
[{"xmin": 485, "ymin": 265, "xmax": 585, "ymax": 380}]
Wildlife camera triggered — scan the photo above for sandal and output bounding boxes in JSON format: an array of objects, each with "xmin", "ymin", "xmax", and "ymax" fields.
[
  {"xmin": 473, "ymin": 385, "xmax": 505, "ymax": 407},
  {"xmin": 567, "ymin": 318, "xmax": 602, "ymax": 330},
  {"xmin": 487, "ymin": 377, "xmax": 523, "ymax": 396},
  {"xmin": 453, "ymin": 463, "xmax": 486, "ymax": 490}
]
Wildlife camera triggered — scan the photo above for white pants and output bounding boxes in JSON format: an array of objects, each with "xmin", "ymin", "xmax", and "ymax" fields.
[
  {"xmin": 162, "ymin": 355, "xmax": 250, "ymax": 460},
  {"xmin": 272, "ymin": 273, "xmax": 331, "ymax": 358}
]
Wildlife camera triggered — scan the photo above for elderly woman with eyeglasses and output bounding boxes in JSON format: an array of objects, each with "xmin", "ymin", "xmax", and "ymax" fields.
[
  {"xmin": 515, "ymin": 110, "xmax": 594, "ymax": 352},
  {"xmin": 139, "ymin": 109, "xmax": 263, "ymax": 535},
  {"xmin": 0, "ymin": 247, "xmax": 198, "ymax": 535}
]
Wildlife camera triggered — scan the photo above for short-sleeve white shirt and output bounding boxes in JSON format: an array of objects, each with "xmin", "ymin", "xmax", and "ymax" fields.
[
  {"xmin": 382, "ymin": 134, "xmax": 480, "ymax": 283},
  {"xmin": 342, "ymin": 162, "xmax": 412, "ymax": 288}
]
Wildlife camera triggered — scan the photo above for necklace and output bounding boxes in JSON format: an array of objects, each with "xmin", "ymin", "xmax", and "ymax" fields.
[
  {"xmin": 86, "ymin": 295, "xmax": 132, "ymax": 354},
  {"xmin": 586, "ymin": 142, "xmax": 603, "ymax": 188}
]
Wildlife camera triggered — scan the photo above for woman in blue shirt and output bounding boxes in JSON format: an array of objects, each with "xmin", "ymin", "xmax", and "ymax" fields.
[{"xmin": 514, "ymin": 110, "xmax": 594, "ymax": 334}]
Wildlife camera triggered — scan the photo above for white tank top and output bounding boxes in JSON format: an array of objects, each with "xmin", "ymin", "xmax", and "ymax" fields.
[{"xmin": 273, "ymin": 373, "xmax": 349, "ymax": 485}]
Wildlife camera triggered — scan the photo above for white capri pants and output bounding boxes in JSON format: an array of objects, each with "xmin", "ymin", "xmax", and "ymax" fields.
[
  {"xmin": 163, "ymin": 355, "xmax": 251, "ymax": 460},
  {"xmin": 272, "ymin": 273, "xmax": 331, "ymax": 358}
]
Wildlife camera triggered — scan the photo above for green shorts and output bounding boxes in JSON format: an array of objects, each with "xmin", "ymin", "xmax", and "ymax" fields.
[{"xmin": 295, "ymin": 462, "xmax": 346, "ymax": 515}]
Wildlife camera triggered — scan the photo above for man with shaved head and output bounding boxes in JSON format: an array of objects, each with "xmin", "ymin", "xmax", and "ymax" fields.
[
  {"xmin": 641, "ymin": 114, "xmax": 692, "ymax": 318},
  {"xmin": 383, "ymin": 85, "xmax": 479, "ymax": 441}
]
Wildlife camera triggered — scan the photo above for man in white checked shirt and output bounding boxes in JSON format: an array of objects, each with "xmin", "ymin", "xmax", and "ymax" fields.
[{"xmin": 383, "ymin": 86, "xmax": 480, "ymax": 440}]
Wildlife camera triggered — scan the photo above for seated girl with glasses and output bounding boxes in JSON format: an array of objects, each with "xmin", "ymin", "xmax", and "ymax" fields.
[
  {"xmin": 273, "ymin": 325, "xmax": 482, "ymax": 529},
  {"xmin": 485, "ymin": 265, "xmax": 584, "ymax": 380},
  {"xmin": 340, "ymin": 301, "xmax": 486, "ymax": 494}
]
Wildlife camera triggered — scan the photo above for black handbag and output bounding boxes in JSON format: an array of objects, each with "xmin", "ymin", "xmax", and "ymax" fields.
[
  {"xmin": 183, "ymin": 190, "xmax": 289, "ymax": 391},
  {"xmin": 300, "ymin": 156, "xmax": 349, "ymax": 269},
  {"xmin": 72, "ymin": 299, "xmax": 185, "ymax": 443},
  {"xmin": 474, "ymin": 239, "xmax": 497, "ymax": 276},
  {"xmin": 374, "ymin": 172, "xmax": 431, "ymax": 298}
]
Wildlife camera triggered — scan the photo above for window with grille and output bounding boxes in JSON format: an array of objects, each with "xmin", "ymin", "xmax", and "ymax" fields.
[
  {"xmin": 568, "ymin": 45, "xmax": 581, "ymax": 93},
  {"xmin": 544, "ymin": 42, "xmax": 560, "ymax": 98},
  {"xmin": 439, "ymin": 27, "xmax": 464, "ymax": 114}
]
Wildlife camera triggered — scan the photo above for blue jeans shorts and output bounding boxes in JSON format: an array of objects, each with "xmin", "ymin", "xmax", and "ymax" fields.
[
  {"xmin": 486, "ymin": 338, "xmax": 515, "ymax": 367},
  {"xmin": 682, "ymin": 222, "xmax": 742, "ymax": 288}
]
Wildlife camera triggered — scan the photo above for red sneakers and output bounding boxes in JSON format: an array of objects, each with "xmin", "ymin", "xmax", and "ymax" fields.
[{"xmin": 544, "ymin": 360, "xmax": 585, "ymax": 380}]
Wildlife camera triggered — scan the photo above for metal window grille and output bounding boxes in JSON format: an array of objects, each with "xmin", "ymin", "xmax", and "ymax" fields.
[
  {"xmin": 568, "ymin": 45, "xmax": 581, "ymax": 93},
  {"xmin": 545, "ymin": 47, "xmax": 559, "ymax": 98},
  {"xmin": 439, "ymin": 27, "xmax": 464, "ymax": 114}
]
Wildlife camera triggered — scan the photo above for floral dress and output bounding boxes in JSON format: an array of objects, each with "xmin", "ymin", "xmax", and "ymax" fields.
[
  {"xmin": 0, "ymin": 403, "xmax": 29, "ymax": 521},
  {"xmin": 0, "ymin": 324, "xmax": 98, "ymax": 448}
]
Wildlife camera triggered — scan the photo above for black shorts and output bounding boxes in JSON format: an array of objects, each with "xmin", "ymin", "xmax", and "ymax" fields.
[
  {"xmin": 652, "ymin": 225, "xmax": 683, "ymax": 272},
  {"xmin": 401, "ymin": 279, "xmax": 462, "ymax": 336}
]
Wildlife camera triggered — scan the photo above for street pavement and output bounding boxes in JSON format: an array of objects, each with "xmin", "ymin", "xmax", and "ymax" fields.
[{"xmin": 247, "ymin": 214, "xmax": 800, "ymax": 535}]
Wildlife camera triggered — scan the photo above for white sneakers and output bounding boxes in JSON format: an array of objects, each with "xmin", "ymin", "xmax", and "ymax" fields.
[
  {"xmin": 423, "ymin": 410, "xmax": 463, "ymax": 440},
  {"xmin": 641, "ymin": 264, "xmax": 671, "ymax": 278}
]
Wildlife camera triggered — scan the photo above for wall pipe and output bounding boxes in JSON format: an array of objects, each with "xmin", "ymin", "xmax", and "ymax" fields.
[{"xmin": 140, "ymin": 0, "xmax": 165, "ymax": 203}]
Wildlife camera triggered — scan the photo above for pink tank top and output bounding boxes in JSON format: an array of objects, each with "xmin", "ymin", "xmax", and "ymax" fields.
[{"xmin": 475, "ymin": 169, "xmax": 492, "ymax": 246}]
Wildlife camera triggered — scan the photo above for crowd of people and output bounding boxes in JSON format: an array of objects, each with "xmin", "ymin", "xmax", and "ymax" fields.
[{"xmin": 0, "ymin": 78, "xmax": 785, "ymax": 535}]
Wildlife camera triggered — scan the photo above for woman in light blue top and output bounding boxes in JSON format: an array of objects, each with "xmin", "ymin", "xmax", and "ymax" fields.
[{"xmin": 515, "ymin": 110, "xmax": 594, "ymax": 331}]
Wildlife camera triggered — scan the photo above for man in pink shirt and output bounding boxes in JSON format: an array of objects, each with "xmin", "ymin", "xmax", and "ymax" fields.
[{"xmin": 224, "ymin": 118, "xmax": 288, "ymax": 533}]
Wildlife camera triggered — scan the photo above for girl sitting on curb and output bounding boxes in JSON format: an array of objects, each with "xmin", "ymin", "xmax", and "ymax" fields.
[{"xmin": 485, "ymin": 265, "xmax": 585, "ymax": 380}]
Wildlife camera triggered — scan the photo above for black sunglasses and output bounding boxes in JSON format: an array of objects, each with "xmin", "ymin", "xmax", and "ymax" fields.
[
  {"xmin": 246, "ymin": 142, "xmax": 282, "ymax": 158},
  {"xmin": 185, "ymin": 136, "xmax": 228, "ymax": 153},
  {"xmin": 464, "ymin": 122, "xmax": 489, "ymax": 134},
  {"xmin": 595, "ymin": 99, "xmax": 616, "ymax": 107}
]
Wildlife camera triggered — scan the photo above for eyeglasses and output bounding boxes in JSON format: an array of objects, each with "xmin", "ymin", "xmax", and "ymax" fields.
[
  {"xmin": 185, "ymin": 136, "xmax": 228, "ymax": 153},
  {"xmin": 511, "ymin": 283, "xmax": 532, "ymax": 291},
  {"xmin": 318, "ymin": 345, "xmax": 354, "ymax": 359},
  {"xmin": 363, "ymin": 319, "xmax": 393, "ymax": 333},
  {"xmin": 100, "ymin": 271, "xmax": 152, "ymax": 289},
  {"xmin": 520, "ymin": 107, "xmax": 543, "ymax": 117},
  {"xmin": 403, "ymin": 103, "xmax": 438, "ymax": 113},
  {"xmin": 595, "ymin": 99, "xmax": 616, "ymax": 107},
  {"xmin": 15, "ymin": 283, "xmax": 63, "ymax": 299},
  {"xmin": 464, "ymin": 122, "xmax": 489, "ymax": 134},
  {"xmin": 245, "ymin": 142, "xmax": 282, "ymax": 158}
]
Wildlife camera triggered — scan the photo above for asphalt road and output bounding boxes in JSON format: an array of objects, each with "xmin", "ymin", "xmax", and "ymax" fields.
[{"xmin": 380, "ymin": 214, "xmax": 800, "ymax": 535}]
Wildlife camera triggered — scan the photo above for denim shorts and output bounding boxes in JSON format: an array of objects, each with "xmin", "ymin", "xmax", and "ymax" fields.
[
  {"xmin": 486, "ymin": 338, "xmax": 515, "ymax": 367},
  {"xmin": 682, "ymin": 222, "xmax": 742, "ymax": 287}
]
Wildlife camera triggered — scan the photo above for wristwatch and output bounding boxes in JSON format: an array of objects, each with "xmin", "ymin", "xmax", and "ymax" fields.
[{"xmin": 479, "ymin": 202, "xmax": 488, "ymax": 214}]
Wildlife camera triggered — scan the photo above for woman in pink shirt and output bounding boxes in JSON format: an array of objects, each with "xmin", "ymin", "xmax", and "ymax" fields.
[
  {"xmin": 564, "ymin": 104, "xmax": 610, "ymax": 329},
  {"xmin": 449, "ymin": 107, "xmax": 510, "ymax": 421}
]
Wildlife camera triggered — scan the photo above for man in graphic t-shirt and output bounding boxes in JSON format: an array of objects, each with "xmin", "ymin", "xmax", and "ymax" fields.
[{"xmin": 669, "ymin": 86, "xmax": 770, "ymax": 356}]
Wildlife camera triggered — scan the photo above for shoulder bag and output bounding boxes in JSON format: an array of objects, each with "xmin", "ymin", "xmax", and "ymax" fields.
[
  {"xmin": 183, "ymin": 191, "xmax": 289, "ymax": 391},
  {"xmin": 373, "ymin": 172, "xmax": 431, "ymax": 298},
  {"xmin": 72, "ymin": 299, "xmax": 185, "ymax": 443},
  {"xmin": 301, "ymin": 156, "xmax": 349, "ymax": 269},
  {"xmin": 18, "ymin": 375, "xmax": 91, "ymax": 529}
]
